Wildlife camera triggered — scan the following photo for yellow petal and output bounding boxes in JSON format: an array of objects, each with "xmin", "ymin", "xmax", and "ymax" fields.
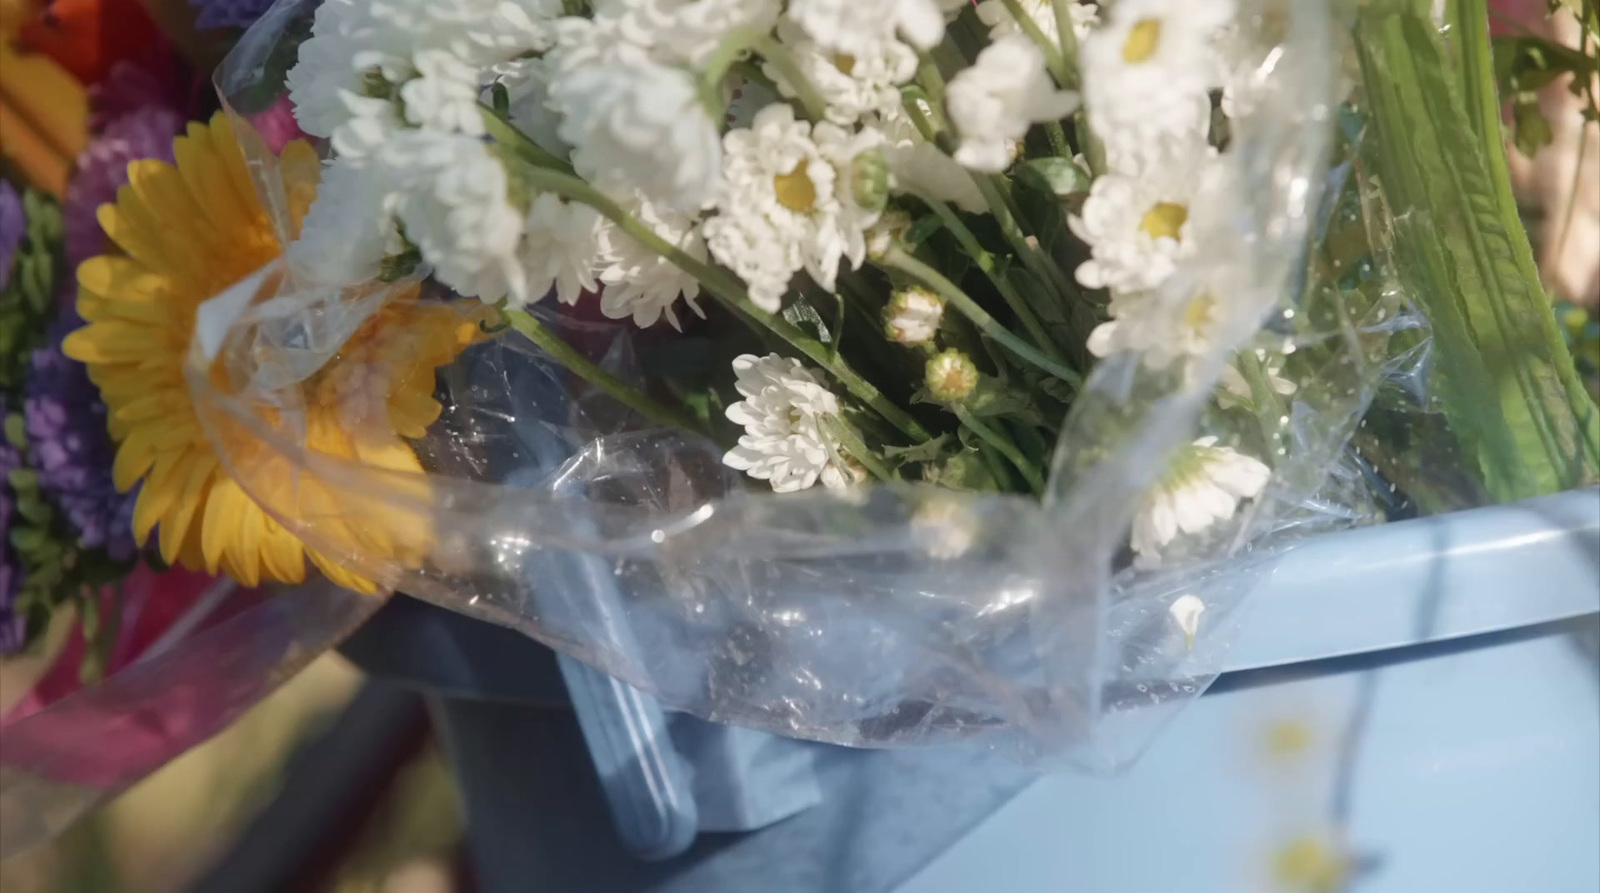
[{"xmin": 157, "ymin": 457, "xmax": 216, "ymax": 566}]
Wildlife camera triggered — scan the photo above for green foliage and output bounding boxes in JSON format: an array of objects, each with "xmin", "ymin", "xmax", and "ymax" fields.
[
  {"xmin": 1, "ymin": 190, "xmax": 63, "ymax": 395},
  {"xmin": 1356, "ymin": 0, "xmax": 1600, "ymax": 501}
]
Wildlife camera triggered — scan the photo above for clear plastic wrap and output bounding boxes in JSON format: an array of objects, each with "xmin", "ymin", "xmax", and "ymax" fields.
[{"xmin": 183, "ymin": 0, "xmax": 1393, "ymax": 764}]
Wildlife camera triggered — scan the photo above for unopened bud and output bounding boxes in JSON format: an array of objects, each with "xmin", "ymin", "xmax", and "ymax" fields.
[
  {"xmin": 884, "ymin": 287, "xmax": 943, "ymax": 344},
  {"xmin": 925, "ymin": 349, "xmax": 978, "ymax": 403},
  {"xmin": 850, "ymin": 148, "xmax": 889, "ymax": 213},
  {"xmin": 866, "ymin": 209, "xmax": 912, "ymax": 260}
]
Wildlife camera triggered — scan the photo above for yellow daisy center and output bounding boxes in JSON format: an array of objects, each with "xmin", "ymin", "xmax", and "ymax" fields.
[
  {"xmin": 774, "ymin": 162, "xmax": 818, "ymax": 213},
  {"xmin": 831, "ymin": 53, "xmax": 857, "ymax": 76},
  {"xmin": 1122, "ymin": 18, "xmax": 1162, "ymax": 64},
  {"xmin": 1184, "ymin": 293, "xmax": 1216, "ymax": 331},
  {"xmin": 1140, "ymin": 201, "xmax": 1188, "ymax": 242}
]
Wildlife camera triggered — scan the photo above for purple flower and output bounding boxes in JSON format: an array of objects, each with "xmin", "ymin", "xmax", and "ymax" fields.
[
  {"xmin": 65, "ymin": 106, "xmax": 184, "ymax": 272},
  {"xmin": 190, "ymin": 0, "xmax": 276, "ymax": 30},
  {"xmin": 24, "ymin": 314, "xmax": 139, "ymax": 562},
  {"xmin": 1, "ymin": 396, "xmax": 24, "ymax": 655},
  {"xmin": 0, "ymin": 181, "xmax": 22, "ymax": 294}
]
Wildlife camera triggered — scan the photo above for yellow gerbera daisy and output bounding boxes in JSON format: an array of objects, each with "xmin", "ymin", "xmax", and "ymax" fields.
[{"xmin": 64, "ymin": 113, "xmax": 480, "ymax": 594}]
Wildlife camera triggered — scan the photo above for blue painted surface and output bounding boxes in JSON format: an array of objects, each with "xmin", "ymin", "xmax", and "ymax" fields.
[{"xmin": 900, "ymin": 626, "xmax": 1600, "ymax": 893}]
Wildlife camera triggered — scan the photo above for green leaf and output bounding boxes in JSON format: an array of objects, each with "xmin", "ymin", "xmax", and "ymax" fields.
[
  {"xmin": 903, "ymin": 214, "xmax": 943, "ymax": 247},
  {"xmin": 1015, "ymin": 157, "xmax": 1092, "ymax": 198},
  {"xmin": 964, "ymin": 380, "xmax": 1043, "ymax": 424},
  {"xmin": 1511, "ymin": 98, "xmax": 1553, "ymax": 156},
  {"xmin": 883, "ymin": 434, "xmax": 952, "ymax": 464},
  {"xmin": 1356, "ymin": 1, "xmax": 1600, "ymax": 500}
]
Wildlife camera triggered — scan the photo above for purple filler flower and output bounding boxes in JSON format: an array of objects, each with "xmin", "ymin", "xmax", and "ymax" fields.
[
  {"xmin": 25, "ymin": 314, "xmax": 140, "ymax": 562},
  {"xmin": 64, "ymin": 106, "xmax": 183, "ymax": 272},
  {"xmin": 1, "ymin": 396, "xmax": 24, "ymax": 655},
  {"xmin": 190, "ymin": 0, "xmax": 276, "ymax": 30},
  {"xmin": 1, "ymin": 181, "xmax": 23, "ymax": 294}
]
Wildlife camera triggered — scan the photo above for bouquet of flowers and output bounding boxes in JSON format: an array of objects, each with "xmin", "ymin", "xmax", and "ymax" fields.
[
  {"xmin": 5, "ymin": 0, "xmax": 1598, "ymax": 850},
  {"xmin": 167, "ymin": 0, "xmax": 1361, "ymax": 757}
]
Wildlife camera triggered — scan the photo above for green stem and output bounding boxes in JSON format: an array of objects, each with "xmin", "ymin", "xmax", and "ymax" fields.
[
  {"xmin": 970, "ymin": 173, "xmax": 1081, "ymax": 306},
  {"xmin": 881, "ymin": 247, "xmax": 1081, "ymax": 387},
  {"xmin": 702, "ymin": 30, "xmax": 827, "ymax": 120},
  {"xmin": 823, "ymin": 417, "xmax": 895, "ymax": 482},
  {"xmin": 999, "ymin": 0, "xmax": 1070, "ymax": 85},
  {"xmin": 1052, "ymin": 0, "xmax": 1082, "ymax": 76},
  {"xmin": 484, "ymin": 123, "xmax": 930, "ymax": 442},
  {"xmin": 1236, "ymin": 349, "xmax": 1287, "ymax": 454},
  {"xmin": 1044, "ymin": 121, "xmax": 1072, "ymax": 158},
  {"xmin": 478, "ymin": 106, "xmax": 574, "ymax": 175},
  {"xmin": 910, "ymin": 190, "xmax": 1068, "ymax": 362},
  {"xmin": 504, "ymin": 309, "xmax": 704, "ymax": 432},
  {"xmin": 954, "ymin": 406, "xmax": 1044, "ymax": 494}
]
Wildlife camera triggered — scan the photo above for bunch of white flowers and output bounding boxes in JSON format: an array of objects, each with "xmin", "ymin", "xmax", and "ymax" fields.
[{"xmin": 279, "ymin": 0, "xmax": 1287, "ymax": 564}]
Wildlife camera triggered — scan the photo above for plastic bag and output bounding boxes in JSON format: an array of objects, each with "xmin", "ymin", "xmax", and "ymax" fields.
[{"xmin": 181, "ymin": 0, "xmax": 1395, "ymax": 765}]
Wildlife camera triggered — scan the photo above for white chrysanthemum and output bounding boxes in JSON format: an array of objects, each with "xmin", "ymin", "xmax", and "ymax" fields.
[
  {"xmin": 400, "ymin": 49, "xmax": 486, "ymax": 136},
  {"xmin": 597, "ymin": 194, "xmax": 708, "ymax": 330},
  {"xmin": 706, "ymin": 103, "xmax": 882, "ymax": 311},
  {"xmin": 592, "ymin": 0, "xmax": 782, "ymax": 67},
  {"xmin": 551, "ymin": 59, "xmax": 722, "ymax": 212},
  {"xmin": 1132, "ymin": 436, "xmax": 1270, "ymax": 560},
  {"xmin": 765, "ymin": 22, "xmax": 917, "ymax": 126},
  {"xmin": 975, "ymin": 0, "xmax": 1096, "ymax": 49},
  {"xmin": 1069, "ymin": 140, "xmax": 1214, "ymax": 292},
  {"xmin": 520, "ymin": 193, "xmax": 609, "ymax": 305},
  {"xmin": 289, "ymin": 159, "xmax": 404, "ymax": 286},
  {"xmin": 287, "ymin": 0, "xmax": 559, "ymax": 147},
  {"xmin": 1218, "ymin": 349, "xmax": 1298, "ymax": 408},
  {"xmin": 785, "ymin": 0, "xmax": 960, "ymax": 56},
  {"xmin": 385, "ymin": 132, "xmax": 527, "ymax": 303},
  {"xmin": 946, "ymin": 35, "xmax": 1080, "ymax": 173},
  {"xmin": 877, "ymin": 109, "xmax": 986, "ymax": 214},
  {"xmin": 1080, "ymin": 0, "xmax": 1234, "ymax": 168},
  {"xmin": 722, "ymin": 354, "xmax": 852, "ymax": 493}
]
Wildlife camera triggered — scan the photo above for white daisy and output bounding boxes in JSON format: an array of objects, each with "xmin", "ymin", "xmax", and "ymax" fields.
[
  {"xmin": 975, "ymin": 0, "xmax": 1097, "ymax": 50},
  {"xmin": 550, "ymin": 59, "xmax": 723, "ymax": 212},
  {"xmin": 705, "ymin": 103, "xmax": 882, "ymax": 311},
  {"xmin": 946, "ymin": 35, "xmax": 1080, "ymax": 173},
  {"xmin": 385, "ymin": 131, "xmax": 527, "ymax": 303},
  {"xmin": 785, "ymin": 0, "xmax": 959, "ymax": 57},
  {"xmin": 520, "ymin": 193, "xmax": 609, "ymax": 305},
  {"xmin": 1084, "ymin": 287, "xmax": 1230, "ymax": 370},
  {"xmin": 764, "ymin": 22, "xmax": 918, "ymax": 126},
  {"xmin": 400, "ymin": 49, "xmax": 486, "ymax": 136},
  {"xmin": 877, "ymin": 109, "xmax": 986, "ymax": 214},
  {"xmin": 1132, "ymin": 436, "xmax": 1270, "ymax": 561},
  {"xmin": 597, "ymin": 193, "xmax": 708, "ymax": 330},
  {"xmin": 1069, "ymin": 139, "xmax": 1215, "ymax": 292},
  {"xmin": 722, "ymin": 353, "xmax": 852, "ymax": 493},
  {"xmin": 1079, "ymin": 0, "xmax": 1234, "ymax": 169}
]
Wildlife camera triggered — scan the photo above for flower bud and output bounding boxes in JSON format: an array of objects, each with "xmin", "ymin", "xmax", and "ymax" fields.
[
  {"xmin": 924, "ymin": 349, "xmax": 978, "ymax": 403},
  {"xmin": 849, "ymin": 148, "xmax": 889, "ymax": 213},
  {"xmin": 884, "ymin": 287, "xmax": 943, "ymax": 344},
  {"xmin": 866, "ymin": 209, "xmax": 911, "ymax": 260}
]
